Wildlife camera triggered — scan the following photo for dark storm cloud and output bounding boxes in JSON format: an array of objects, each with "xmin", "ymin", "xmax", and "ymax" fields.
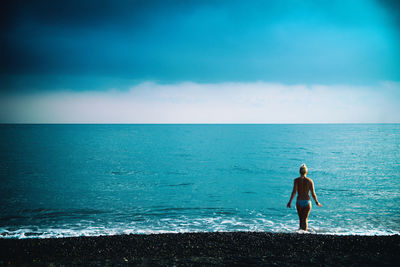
[
  {"xmin": 1, "ymin": 0, "xmax": 197, "ymax": 30},
  {"xmin": 0, "ymin": 0, "xmax": 207, "ymax": 74},
  {"xmin": 0, "ymin": 0, "xmax": 399, "ymax": 92},
  {"xmin": 378, "ymin": 0, "xmax": 400, "ymax": 32}
]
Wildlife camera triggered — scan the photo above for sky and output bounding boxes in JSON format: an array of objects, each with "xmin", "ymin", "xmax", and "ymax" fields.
[{"xmin": 0, "ymin": 0, "xmax": 399, "ymax": 123}]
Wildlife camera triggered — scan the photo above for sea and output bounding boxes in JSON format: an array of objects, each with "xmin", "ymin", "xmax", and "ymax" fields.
[{"xmin": 0, "ymin": 124, "xmax": 399, "ymax": 238}]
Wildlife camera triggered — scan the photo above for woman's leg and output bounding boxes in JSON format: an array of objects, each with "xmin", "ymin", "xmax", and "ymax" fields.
[
  {"xmin": 296, "ymin": 203, "xmax": 311, "ymax": 230},
  {"xmin": 296, "ymin": 203, "xmax": 304, "ymax": 229},
  {"xmin": 302, "ymin": 203, "xmax": 311, "ymax": 230}
]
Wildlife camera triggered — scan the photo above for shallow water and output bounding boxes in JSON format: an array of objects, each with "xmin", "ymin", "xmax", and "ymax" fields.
[{"xmin": 1, "ymin": 124, "xmax": 399, "ymax": 238}]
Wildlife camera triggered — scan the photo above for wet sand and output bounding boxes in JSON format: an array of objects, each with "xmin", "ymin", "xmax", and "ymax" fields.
[{"xmin": 1, "ymin": 232, "xmax": 399, "ymax": 266}]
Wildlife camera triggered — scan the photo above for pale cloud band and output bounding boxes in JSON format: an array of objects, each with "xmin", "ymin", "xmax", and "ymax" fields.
[{"xmin": 0, "ymin": 81, "xmax": 399, "ymax": 123}]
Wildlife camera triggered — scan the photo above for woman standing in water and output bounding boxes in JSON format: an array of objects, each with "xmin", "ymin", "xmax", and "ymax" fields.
[{"xmin": 287, "ymin": 164, "xmax": 322, "ymax": 231}]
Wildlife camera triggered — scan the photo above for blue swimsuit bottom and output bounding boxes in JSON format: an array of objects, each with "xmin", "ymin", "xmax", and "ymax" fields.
[{"xmin": 296, "ymin": 199, "xmax": 311, "ymax": 207}]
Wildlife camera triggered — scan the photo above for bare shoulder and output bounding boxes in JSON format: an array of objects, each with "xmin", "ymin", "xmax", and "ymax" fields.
[
  {"xmin": 294, "ymin": 177, "xmax": 301, "ymax": 184},
  {"xmin": 305, "ymin": 177, "xmax": 314, "ymax": 184}
]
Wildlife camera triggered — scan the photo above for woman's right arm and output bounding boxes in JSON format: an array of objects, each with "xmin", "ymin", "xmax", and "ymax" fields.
[
  {"xmin": 310, "ymin": 180, "xmax": 322, "ymax": 207},
  {"xmin": 287, "ymin": 180, "xmax": 297, "ymax": 208}
]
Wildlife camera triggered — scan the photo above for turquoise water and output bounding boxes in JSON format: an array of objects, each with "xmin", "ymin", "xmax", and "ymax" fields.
[{"xmin": 0, "ymin": 124, "xmax": 399, "ymax": 238}]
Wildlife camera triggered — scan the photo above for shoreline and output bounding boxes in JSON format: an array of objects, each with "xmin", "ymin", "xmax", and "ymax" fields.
[{"xmin": 1, "ymin": 232, "xmax": 399, "ymax": 266}]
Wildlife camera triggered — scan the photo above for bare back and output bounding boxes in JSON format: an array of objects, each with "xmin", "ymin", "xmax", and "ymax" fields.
[
  {"xmin": 294, "ymin": 177, "xmax": 314, "ymax": 200},
  {"xmin": 287, "ymin": 170, "xmax": 322, "ymax": 231}
]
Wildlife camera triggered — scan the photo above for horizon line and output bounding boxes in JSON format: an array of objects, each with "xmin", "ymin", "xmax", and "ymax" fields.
[{"xmin": 1, "ymin": 122, "xmax": 399, "ymax": 125}]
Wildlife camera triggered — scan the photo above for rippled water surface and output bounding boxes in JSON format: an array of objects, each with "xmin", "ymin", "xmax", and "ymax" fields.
[{"xmin": 1, "ymin": 124, "xmax": 399, "ymax": 238}]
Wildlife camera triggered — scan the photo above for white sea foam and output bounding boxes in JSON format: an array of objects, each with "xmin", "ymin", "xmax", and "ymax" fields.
[{"xmin": 1, "ymin": 216, "xmax": 398, "ymax": 239}]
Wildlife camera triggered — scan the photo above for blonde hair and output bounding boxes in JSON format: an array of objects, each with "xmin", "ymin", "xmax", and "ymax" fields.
[{"xmin": 299, "ymin": 164, "xmax": 308, "ymax": 176}]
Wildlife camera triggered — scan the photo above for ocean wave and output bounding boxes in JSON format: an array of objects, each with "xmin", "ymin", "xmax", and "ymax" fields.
[
  {"xmin": 1, "ymin": 216, "xmax": 398, "ymax": 239},
  {"xmin": 168, "ymin": 182, "xmax": 194, "ymax": 187},
  {"xmin": 0, "ymin": 208, "xmax": 109, "ymax": 222}
]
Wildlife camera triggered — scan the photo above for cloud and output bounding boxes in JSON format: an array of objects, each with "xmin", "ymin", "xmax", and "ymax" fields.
[
  {"xmin": 0, "ymin": 81, "xmax": 399, "ymax": 123},
  {"xmin": 2, "ymin": 0, "xmax": 399, "ymax": 84}
]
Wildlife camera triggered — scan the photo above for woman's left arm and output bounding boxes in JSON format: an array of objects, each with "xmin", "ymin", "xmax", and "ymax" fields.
[{"xmin": 311, "ymin": 180, "xmax": 322, "ymax": 207}]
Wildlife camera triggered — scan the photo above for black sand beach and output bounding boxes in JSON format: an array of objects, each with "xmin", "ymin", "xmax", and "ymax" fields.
[{"xmin": 1, "ymin": 232, "xmax": 399, "ymax": 266}]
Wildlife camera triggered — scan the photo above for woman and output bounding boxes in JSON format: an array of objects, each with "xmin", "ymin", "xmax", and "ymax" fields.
[{"xmin": 287, "ymin": 164, "xmax": 322, "ymax": 231}]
